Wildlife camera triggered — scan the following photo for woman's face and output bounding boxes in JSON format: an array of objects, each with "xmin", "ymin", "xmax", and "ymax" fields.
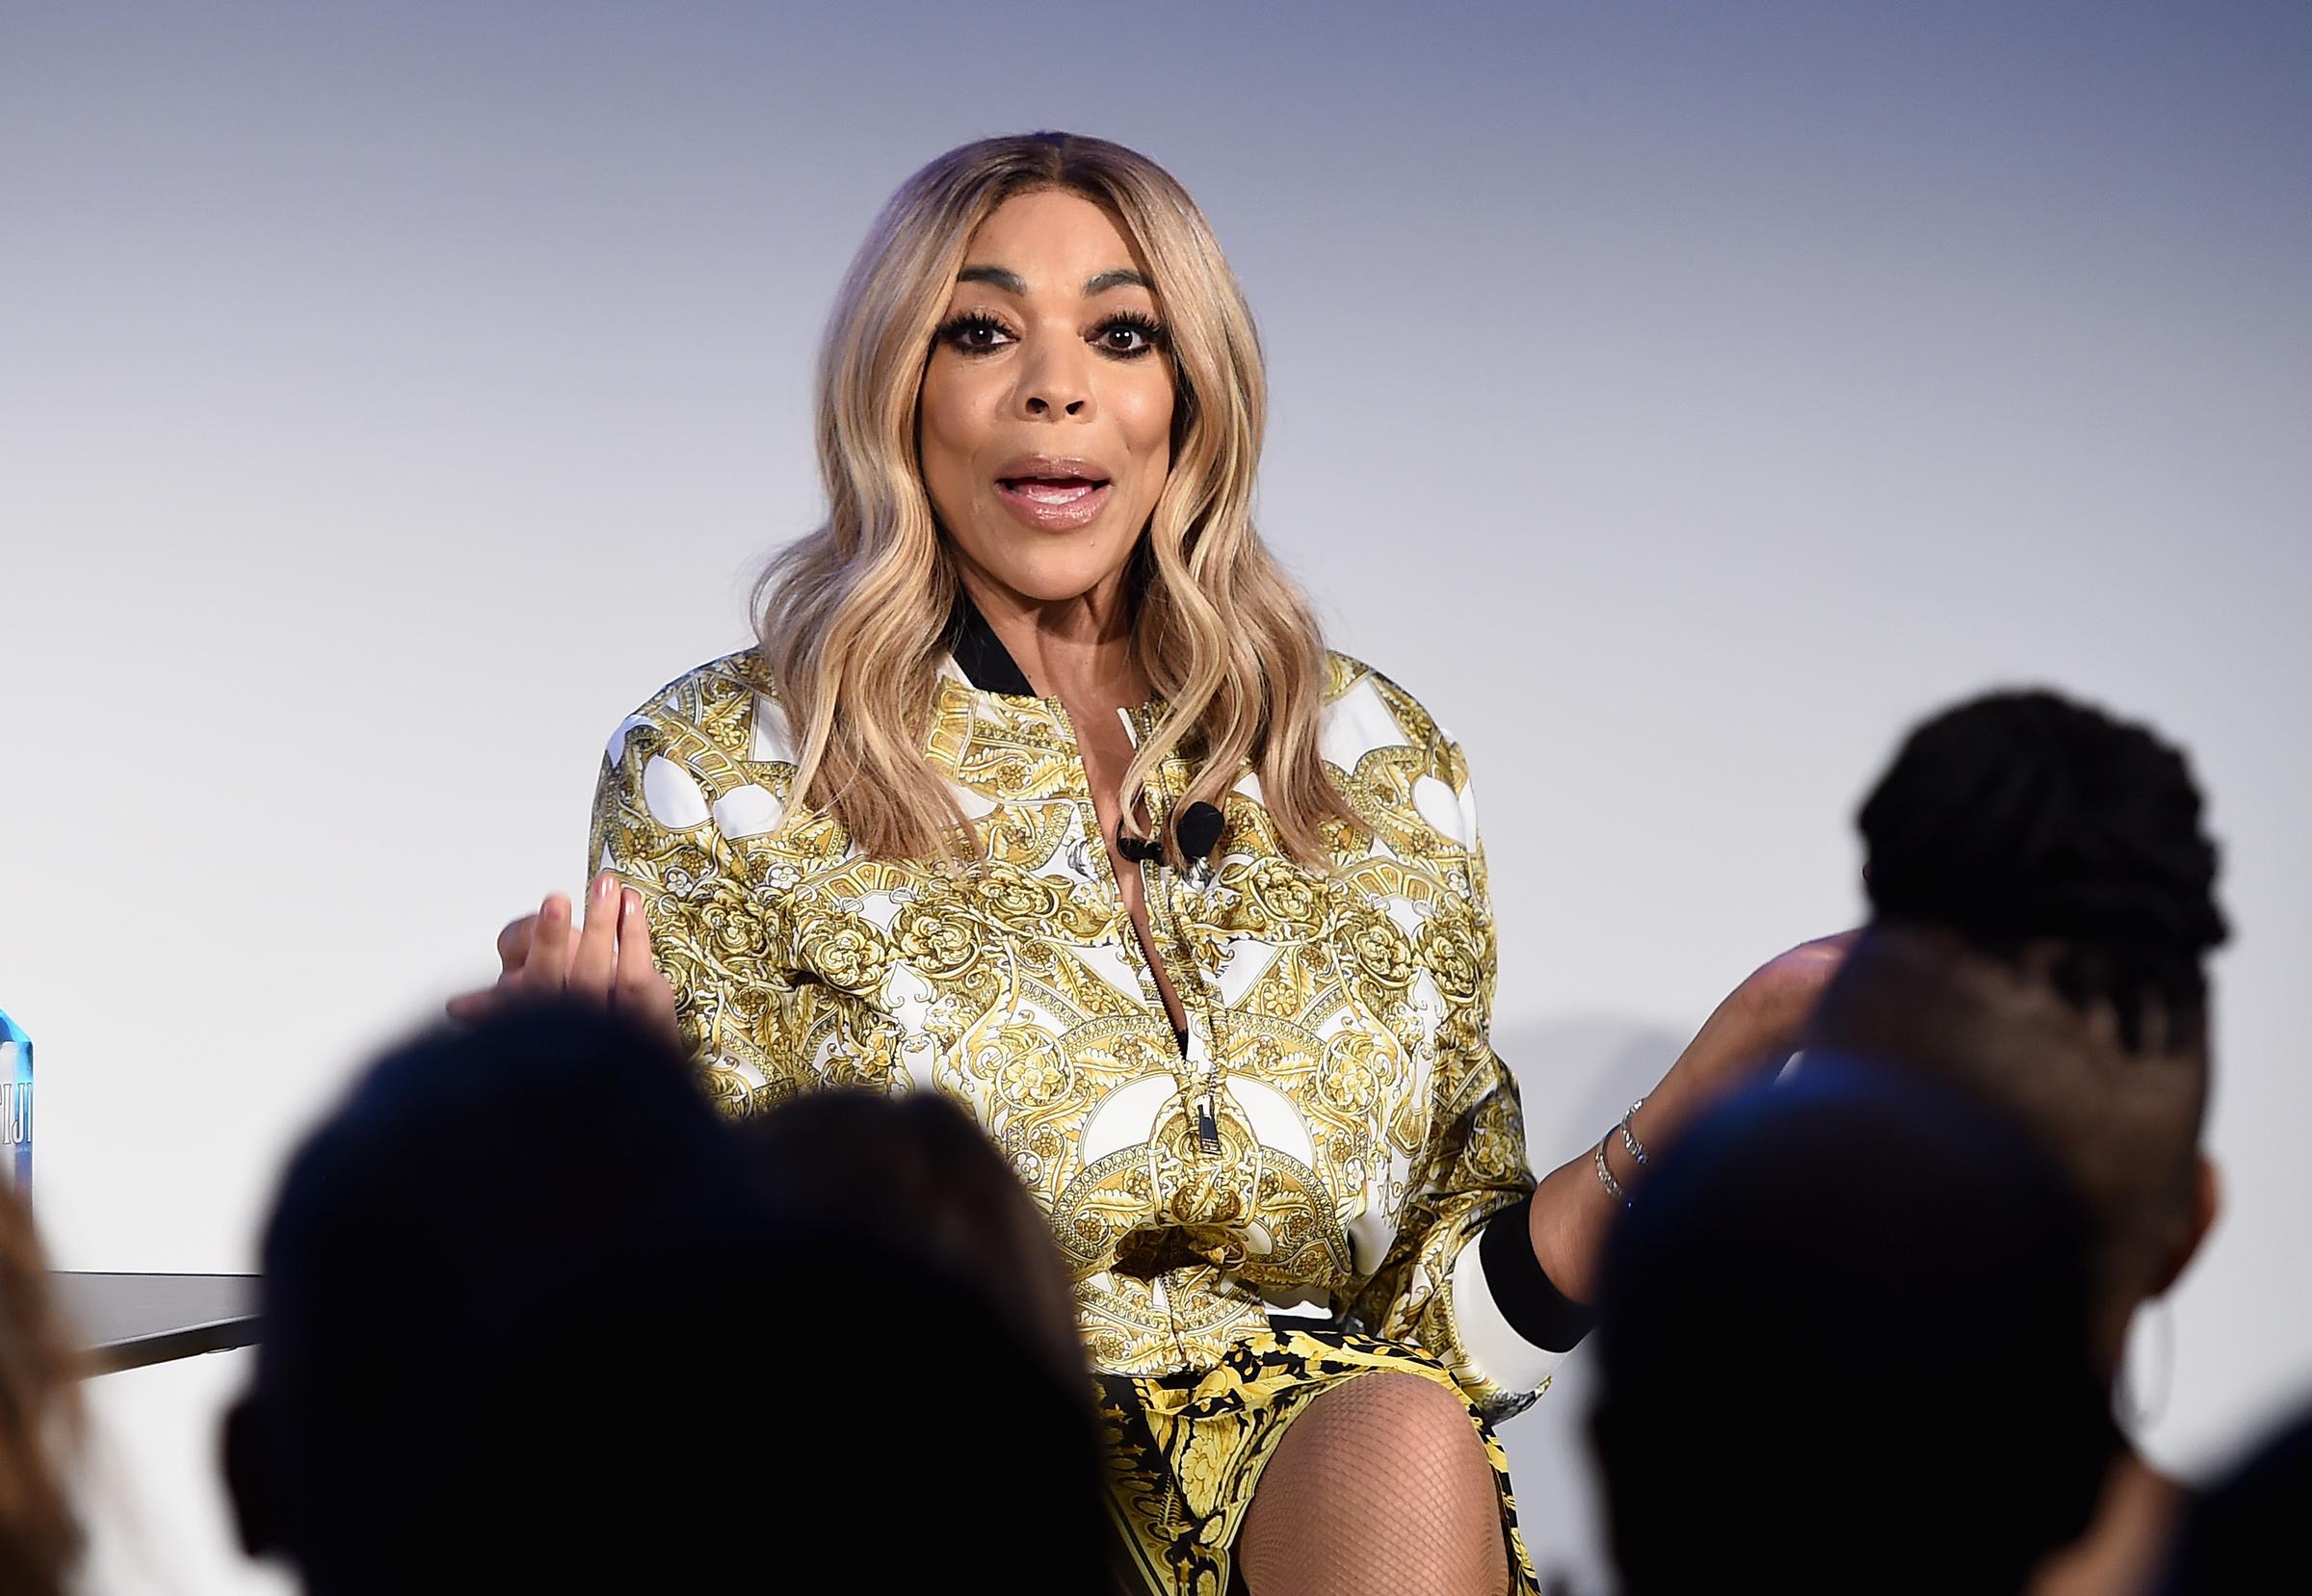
[{"xmin": 918, "ymin": 188, "xmax": 1175, "ymax": 611}]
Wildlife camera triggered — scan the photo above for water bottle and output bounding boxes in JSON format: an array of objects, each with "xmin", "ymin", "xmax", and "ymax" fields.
[{"xmin": 0, "ymin": 1009, "xmax": 30, "ymax": 1191}]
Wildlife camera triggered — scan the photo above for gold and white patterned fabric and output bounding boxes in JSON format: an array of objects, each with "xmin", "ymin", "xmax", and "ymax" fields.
[{"xmin": 588, "ymin": 645, "xmax": 1557, "ymax": 1421}]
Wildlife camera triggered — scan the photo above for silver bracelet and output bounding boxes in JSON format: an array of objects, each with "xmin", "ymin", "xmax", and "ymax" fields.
[
  {"xmin": 1617, "ymin": 1097, "xmax": 1650, "ymax": 1167},
  {"xmin": 1593, "ymin": 1129, "xmax": 1631, "ymax": 1208}
]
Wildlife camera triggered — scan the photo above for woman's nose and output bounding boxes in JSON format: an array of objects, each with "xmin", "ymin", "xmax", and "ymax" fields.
[{"xmin": 1016, "ymin": 339, "xmax": 1092, "ymax": 419}]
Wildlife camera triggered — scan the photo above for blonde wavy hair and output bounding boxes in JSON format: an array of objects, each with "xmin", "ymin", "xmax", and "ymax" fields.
[{"xmin": 754, "ymin": 131, "xmax": 1353, "ymax": 867}]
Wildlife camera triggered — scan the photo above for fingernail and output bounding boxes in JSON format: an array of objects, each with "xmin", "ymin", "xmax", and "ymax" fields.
[
  {"xmin": 593, "ymin": 873, "xmax": 615, "ymax": 903},
  {"xmin": 622, "ymin": 888, "xmax": 643, "ymax": 916}
]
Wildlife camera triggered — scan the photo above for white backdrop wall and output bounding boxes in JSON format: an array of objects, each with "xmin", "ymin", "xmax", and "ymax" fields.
[{"xmin": 4, "ymin": 4, "xmax": 2306, "ymax": 1591}]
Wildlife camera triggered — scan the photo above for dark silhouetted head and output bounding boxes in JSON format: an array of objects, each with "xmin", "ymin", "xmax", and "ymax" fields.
[
  {"xmin": 739, "ymin": 1086, "xmax": 1109, "ymax": 1580},
  {"xmin": 225, "ymin": 1004, "xmax": 774, "ymax": 1591},
  {"xmin": 741, "ymin": 1086, "xmax": 1090, "ymax": 1399},
  {"xmin": 1590, "ymin": 1062, "xmax": 2118, "ymax": 1596},
  {"xmin": 1810, "ymin": 689, "xmax": 2226, "ymax": 1358},
  {"xmin": 1852, "ymin": 688, "xmax": 2224, "ymax": 1046},
  {"xmin": 226, "ymin": 1004, "xmax": 1108, "ymax": 1593}
]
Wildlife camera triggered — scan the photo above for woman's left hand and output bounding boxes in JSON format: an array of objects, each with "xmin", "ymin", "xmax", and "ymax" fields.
[
  {"xmin": 1727, "ymin": 928, "xmax": 1863, "ymax": 1061},
  {"xmin": 1527, "ymin": 927, "xmax": 1861, "ymax": 1301},
  {"xmin": 1643, "ymin": 929, "xmax": 1866, "ymax": 1124}
]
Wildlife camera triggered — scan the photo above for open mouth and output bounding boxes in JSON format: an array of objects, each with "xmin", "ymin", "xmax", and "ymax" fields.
[
  {"xmin": 996, "ymin": 474, "xmax": 1110, "ymax": 504},
  {"xmin": 993, "ymin": 471, "xmax": 1115, "ymax": 529}
]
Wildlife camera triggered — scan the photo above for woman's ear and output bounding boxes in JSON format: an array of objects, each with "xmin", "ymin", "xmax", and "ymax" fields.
[{"xmin": 2150, "ymin": 1154, "xmax": 2222, "ymax": 1297}]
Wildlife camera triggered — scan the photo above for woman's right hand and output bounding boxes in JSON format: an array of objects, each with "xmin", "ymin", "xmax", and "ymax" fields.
[{"xmin": 444, "ymin": 870, "xmax": 680, "ymax": 1046}]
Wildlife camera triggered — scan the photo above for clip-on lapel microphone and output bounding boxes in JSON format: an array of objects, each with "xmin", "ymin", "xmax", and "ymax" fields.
[{"xmin": 1117, "ymin": 800, "xmax": 1225, "ymax": 878}]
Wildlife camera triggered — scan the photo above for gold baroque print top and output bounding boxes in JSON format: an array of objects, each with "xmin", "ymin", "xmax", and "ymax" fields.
[{"xmin": 588, "ymin": 613, "xmax": 1572, "ymax": 1420}]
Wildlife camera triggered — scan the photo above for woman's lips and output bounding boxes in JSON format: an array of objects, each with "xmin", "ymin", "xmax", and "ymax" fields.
[{"xmin": 994, "ymin": 475, "xmax": 1113, "ymax": 531}]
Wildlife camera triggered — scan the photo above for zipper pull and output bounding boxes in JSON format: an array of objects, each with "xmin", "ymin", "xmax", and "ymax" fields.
[{"xmin": 1197, "ymin": 1092, "xmax": 1222, "ymax": 1154}]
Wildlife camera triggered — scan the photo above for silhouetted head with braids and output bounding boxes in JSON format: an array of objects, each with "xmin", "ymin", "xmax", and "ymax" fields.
[{"xmin": 1808, "ymin": 688, "xmax": 2227, "ymax": 1369}]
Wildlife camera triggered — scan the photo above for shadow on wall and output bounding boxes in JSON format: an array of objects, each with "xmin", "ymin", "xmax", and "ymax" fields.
[{"xmin": 1489, "ymin": 1014, "xmax": 1692, "ymax": 1596}]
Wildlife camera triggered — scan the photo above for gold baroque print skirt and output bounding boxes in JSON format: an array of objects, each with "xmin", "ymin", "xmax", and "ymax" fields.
[{"xmin": 1095, "ymin": 1328, "xmax": 1540, "ymax": 1596}]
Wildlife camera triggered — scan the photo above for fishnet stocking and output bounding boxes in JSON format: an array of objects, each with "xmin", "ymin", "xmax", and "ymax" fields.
[{"xmin": 1236, "ymin": 1373, "xmax": 1510, "ymax": 1596}]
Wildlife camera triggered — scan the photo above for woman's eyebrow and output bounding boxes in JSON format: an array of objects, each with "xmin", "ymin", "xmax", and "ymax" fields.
[
  {"xmin": 956, "ymin": 264, "xmax": 1029, "ymax": 294},
  {"xmin": 952, "ymin": 264, "xmax": 1150, "ymax": 297}
]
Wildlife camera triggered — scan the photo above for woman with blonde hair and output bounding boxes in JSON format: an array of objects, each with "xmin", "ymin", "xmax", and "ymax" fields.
[{"xmin": 454, "ymin": 132, "xmax": 1845, "ymax": 1596}]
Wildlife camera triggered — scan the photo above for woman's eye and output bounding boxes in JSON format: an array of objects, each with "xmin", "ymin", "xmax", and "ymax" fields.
[
  {"xmin": 939, "ymin": 315, "xmax": 1014, "ymax": 353},
  {"xmin": 1095, "ymin": 320, "xmax": 1162, "ymax": 356}
]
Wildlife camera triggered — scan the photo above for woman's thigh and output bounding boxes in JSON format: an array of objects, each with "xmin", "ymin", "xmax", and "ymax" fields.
[{"xmin": 1235, "ymin": 1372, "xmax": 1510, "ymax": 1596}]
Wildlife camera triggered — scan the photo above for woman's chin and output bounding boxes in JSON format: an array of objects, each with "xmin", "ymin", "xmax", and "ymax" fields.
[{"xmin": 957, "ymin": 538, "xmax": 1140, "ymax": 609}]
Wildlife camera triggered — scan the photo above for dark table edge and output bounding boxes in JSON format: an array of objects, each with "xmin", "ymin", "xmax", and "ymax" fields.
[
  {"xmin": 84, "ymin": 1316, "xmax": 263, "ymax": 1375},
  {"xmin": 54, "ymin": 1272, "xmax": 262, "ymax": 1378}
]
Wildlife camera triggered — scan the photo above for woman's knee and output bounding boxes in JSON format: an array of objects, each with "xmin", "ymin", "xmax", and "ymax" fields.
[
  {"xmin": 1240, "ymin": 1374, "xmax": 1507, "ymax": 1595},
  {"xmin": 1341, "ymin": 1376, "xmax": 1497, "ymax": 1510},
  {"xmin": 1259, "ymin": 1374, "xmax": 1497, "ymax": 1524}
]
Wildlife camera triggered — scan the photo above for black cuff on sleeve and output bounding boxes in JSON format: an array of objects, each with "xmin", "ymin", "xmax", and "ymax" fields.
[{"xmin": 1479, "ymin": 1195, "xmax": 1596, "ymax": 1354}]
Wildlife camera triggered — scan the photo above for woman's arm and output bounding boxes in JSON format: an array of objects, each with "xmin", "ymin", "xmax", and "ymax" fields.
[
  {"xmin": 1525, "ymin": 931, "xmax": 1857, "ymax": 1304},
  {"xmin": 1338, "ymin": 735, "xmax": 1567, "ymax": 1419},
  {"xmin": 445, "ymin": 662, "xmax": 804, "ymax": 1113}
]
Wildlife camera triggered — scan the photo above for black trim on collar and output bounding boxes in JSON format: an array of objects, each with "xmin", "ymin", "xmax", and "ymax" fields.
[{"xmin": 945, "ymin": 589, "xmax": 1038, "ymax": 697}]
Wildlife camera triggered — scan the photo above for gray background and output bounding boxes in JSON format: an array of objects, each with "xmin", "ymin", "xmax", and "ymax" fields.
[{"xmin": 4, "ymin": 4, "xmax": 2306, "ymax": 1590}]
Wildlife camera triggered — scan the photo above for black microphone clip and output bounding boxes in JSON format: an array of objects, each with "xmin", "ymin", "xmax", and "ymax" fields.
[
  {"xmin": 1115, "ymin": 801, "xmax": 1225, "ymax": 877},
  {"xmin": 1115, "ymin": 832, "xmax": 1164, "ymax": 865}
]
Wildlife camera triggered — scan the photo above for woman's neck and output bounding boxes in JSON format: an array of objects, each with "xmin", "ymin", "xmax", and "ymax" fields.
[
  {"xmin": 957, "ymin": 565, "xmax": 1146, "ymax": 710},
  {"xmin": 2027, "ymin": 1449, "xmax": 2185, "ymax": 1596}
]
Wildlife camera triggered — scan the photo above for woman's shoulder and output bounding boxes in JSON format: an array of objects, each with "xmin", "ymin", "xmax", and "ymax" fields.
[
  {"xmin": 602, "ymin": 646, "xmax": 801, "ymax": 775},
  {"xmin": 1314, "ymin": 651, "xmax": 1480, "ymax": 848},
  {"xmin": 1317, "ymin": 650, "xmax": 1461, "ymax": 764}
]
